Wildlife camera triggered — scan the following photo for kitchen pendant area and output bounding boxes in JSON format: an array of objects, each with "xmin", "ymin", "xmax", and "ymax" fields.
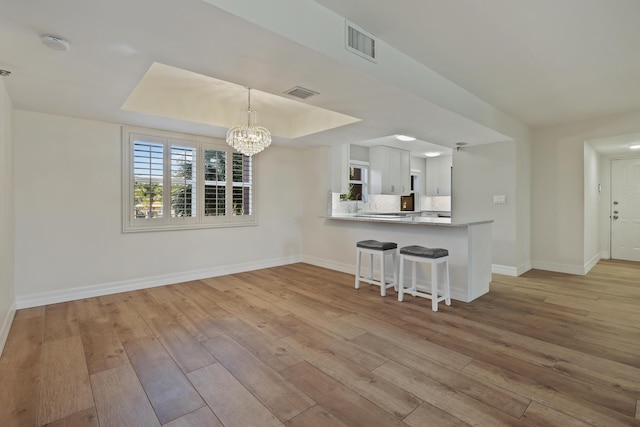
[{"xmin": 330, "ymin": 140, "xmax": 452, "ymax": 218}]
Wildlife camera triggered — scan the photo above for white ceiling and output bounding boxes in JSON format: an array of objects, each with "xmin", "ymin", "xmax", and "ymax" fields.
[{"xmin": 1, "ymin": 0, "xmax": 639, "ymax": 155}]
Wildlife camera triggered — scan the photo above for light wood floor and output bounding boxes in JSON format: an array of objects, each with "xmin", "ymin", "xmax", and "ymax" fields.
[{"xmin": 1, "ymin": 260, "xmax": 640, "ymax": 426}]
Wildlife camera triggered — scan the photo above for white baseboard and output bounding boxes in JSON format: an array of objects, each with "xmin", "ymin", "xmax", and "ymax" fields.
[
  {"xmin": 491, "ymin": 262, "xmax": 531, "ymax": 277},
  {"xmin": 584, "ymin": 253, "xmax": 601, "ymax": 274},
  {"xmin": 15, "ymin": 256, "xmax": 301, "ymax": 309},
  {"xmin": 301, "ymin": 255, "xmax": 354, "ymax": 275},
  {"xmin": 0, "ymin": 300, "xmax": 16, "ymax": 358},
  {"xmin": 600, "ymin": 251, "xmax": 610, "ymax": 260},
  {"xmin": 531, "ymin": 253, "xmax": 602, "ymax": 277},
  {"xmin": 517, "ymin": 261, "xmax": 532, "ymax": 276},
  {"xmin": 491, "ymin": 264, "xmax": 518, "ymax": 276},
  {"xmin": 530, "ymin": 260, "xmax": 588, "ymax": 275}
]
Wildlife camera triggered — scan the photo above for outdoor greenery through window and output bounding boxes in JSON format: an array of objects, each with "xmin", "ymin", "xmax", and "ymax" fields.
[
  {"xmin": 340, "ymin": 164, "xmax": 368, "ymax": 201},
  {"xmin": 123, "ymin": 127, "xmax": 255, "ymax": 232}
]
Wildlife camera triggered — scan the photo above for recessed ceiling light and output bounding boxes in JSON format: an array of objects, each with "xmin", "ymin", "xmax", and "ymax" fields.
[
  {"xmin": 396, "ymin": 135, "xmax": 415, "ymax": 141},
  {"xmin": 424, "ymin": 152, "xmax": 441, "ymax": 157},
  {"xmin": 630, "ymin": 144, "xmax": 640, "ymax": 150}
]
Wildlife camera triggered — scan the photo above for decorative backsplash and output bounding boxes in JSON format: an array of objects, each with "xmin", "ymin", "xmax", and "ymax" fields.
[
  {"xmin": 330, "ymin": 193, "xmax": 402, "ymax": 214},
  {"xmin": 421, "ymin": 196, "xmax": 451, "ymax": 212},
  {"xmin": 329, "ymin": 192, "xmax": 451, "ymax": 214}
]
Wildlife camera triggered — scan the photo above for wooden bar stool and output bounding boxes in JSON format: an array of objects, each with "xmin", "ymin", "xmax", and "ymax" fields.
[
  {"xmin": 355, "ymin": 240, "xmax": 398, "ymax": 296},
  {"xmin": 397, "ymin": 245, "xmax": 451, "ymax": 311}
]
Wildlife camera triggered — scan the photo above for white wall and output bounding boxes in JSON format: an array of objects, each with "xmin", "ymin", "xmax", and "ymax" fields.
[
  {"xmin": 583, "ymin": 143, "xmax": 601, "ymax": 270},
  {"xmin": 0, "ymin": 78, "xmax": 16, "ymax": 356},
  {"xmin": 532, "ymin": 109, "xmax": 640, "ymax": 273},
  {"xmin": 14, "ymin": 111, "xmax": 304, "ymax": 307},
  {"xmin": 452, "ymin": 141, "xmax": 519, "ymax": 273}
]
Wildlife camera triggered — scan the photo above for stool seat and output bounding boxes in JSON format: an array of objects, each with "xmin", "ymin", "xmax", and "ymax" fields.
[
  {"xmin": 357, "ymin": 240, "xmax": 398, "ymax": 251},
  {"xmin": 355, "ymin": 240, "xmax": 398, "ymax": 297},
  {"xmin": 398, "ymin": 245, "xmax": 451, "ymax": 311},
  {"xmin": 399, "ymin": 246, "xmax": 448, "ymax": 258}
]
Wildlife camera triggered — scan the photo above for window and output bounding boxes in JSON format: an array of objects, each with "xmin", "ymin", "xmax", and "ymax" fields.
[
  {"xmin": 340, "ymin": 162, "xmax": 368, "ymax": 201},
  {"xmin": 123, "ymin": 127, "xmax": 255, "ymax": 232}
]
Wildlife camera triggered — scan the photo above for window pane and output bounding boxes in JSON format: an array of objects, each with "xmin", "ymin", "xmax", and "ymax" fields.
[
  {"xmin": 350, "ymin": 183, "xmax": 363, "ymax": 200},
  {"xmin": 170, "ymin": 145, "xmax": 196, "ymax": 218},
  {"xmin": 204, "ymin": 149, "xmax": 226, "ymax": 216},
  {"xmin": 133, "ymin": 141, "xmax": 163, "ymax": 219},
  {"xmin": 350, "ymin": 166, "xmax": 362, "ymax": 180},
  {"xmin": 232, "ymin": 153, "xmax": 252, "ymax": 215}
]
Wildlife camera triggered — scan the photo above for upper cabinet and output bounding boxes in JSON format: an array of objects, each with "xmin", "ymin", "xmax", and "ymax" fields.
[
  {"xmin": 370, "ymin": 146, "xmax": 411, "ymax": 195},
  {"xmin": 425, "ymin": 155, "xmax": 452, "ymax": 196}
]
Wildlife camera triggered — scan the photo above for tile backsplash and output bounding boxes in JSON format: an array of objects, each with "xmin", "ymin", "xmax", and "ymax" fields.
[
  {"xmin": 330, "ymin": 193, "xmax": 452, "ymax": 214},
  {"xmin": 421, "ymin": 196, "xmax": 451, "ymax": 212},
  {"xmin": 330, "ymin": 193, "xmax": 404, "ymax": 214}
]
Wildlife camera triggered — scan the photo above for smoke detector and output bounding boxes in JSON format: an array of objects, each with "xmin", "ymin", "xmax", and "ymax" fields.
[{"xmin": 41, "ymin": 35, "xmax": 71, "ymax": 51}]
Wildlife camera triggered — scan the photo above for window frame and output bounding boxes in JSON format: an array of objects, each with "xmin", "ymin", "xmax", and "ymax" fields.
[
  {"xmin": 122, "ymin": 126, "xmax": 256, "ymax": 233},
  {"xmin": 340, "ymin": 161, "xmax": 369, "ymax": 201}
]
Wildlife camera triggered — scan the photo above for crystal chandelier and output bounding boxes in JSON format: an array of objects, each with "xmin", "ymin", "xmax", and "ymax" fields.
[{"xmin": 226, "ymin": 88, "xmax": 271, "ymax": 156}]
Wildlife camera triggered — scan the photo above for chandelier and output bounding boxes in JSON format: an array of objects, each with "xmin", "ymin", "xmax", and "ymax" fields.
[{"xmin": 226, "ymin": 88, "xmax": 272, "ymax": 156}]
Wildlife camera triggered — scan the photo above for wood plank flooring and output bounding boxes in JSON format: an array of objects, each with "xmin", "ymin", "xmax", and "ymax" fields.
[{"xmin": 1, "ymin": 259, "xmax": 640, "ymax": 426}]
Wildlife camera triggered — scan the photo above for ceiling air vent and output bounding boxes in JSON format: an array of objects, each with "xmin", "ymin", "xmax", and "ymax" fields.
[
  {"xmin": 284, "ymin": 86, "xmax": 319, "ymax": 100},
  {"xmin": 345, "ymin": 20, "xmax": 377, "ymax": 62}
]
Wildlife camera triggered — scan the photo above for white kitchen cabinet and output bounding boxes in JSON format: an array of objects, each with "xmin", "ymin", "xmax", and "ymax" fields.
[
  {"xmin": 425, "ymin": 155, "xmax": 452, "ymax": 196},
  {"xmin": 330, "ymin": 143, "xmax": 350, "ymax": 193},
  {"xmin": 370, "ymin": 146, "xmax": 411, "ymax": 194}
]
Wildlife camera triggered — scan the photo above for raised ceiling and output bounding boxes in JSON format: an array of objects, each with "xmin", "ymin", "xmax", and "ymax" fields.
[{"xmin": 1, "ymin": 0, "xmax": 639, "ymax": 154}]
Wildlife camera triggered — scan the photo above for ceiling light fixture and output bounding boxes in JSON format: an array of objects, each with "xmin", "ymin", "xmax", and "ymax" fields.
[
  {"xmin": 396, "ymin": 135, "xmax": 415, "ymax": 141},
  {"xmin": 630, "ymin": 144, "xmax": 640, "ymax": 150},
  {"xmin": 226, "ymin": 88, "xmax": 271, "ymax": 157},
  {"xmin": 425, "ymin": 152, "xmax": 441, "ymax": 157},
  {"xmin": 41, "ymin": 34, "xmax": 71, "ymax": 51}
]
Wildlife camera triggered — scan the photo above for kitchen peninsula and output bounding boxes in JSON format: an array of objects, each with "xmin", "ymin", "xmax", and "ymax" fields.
[{"xmin": 326, "ymin": 213, "xmax": 492, "ymax": 303}]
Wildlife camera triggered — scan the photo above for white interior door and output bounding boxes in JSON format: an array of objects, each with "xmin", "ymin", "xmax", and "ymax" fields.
[{"xmin": 611, "ymin": 157, "xmax": 640, "ymax": 261}]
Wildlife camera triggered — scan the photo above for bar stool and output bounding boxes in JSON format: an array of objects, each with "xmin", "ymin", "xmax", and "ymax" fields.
[
  {"xmin": 355, "ymin": 240, "xmax": 398, "ymax": 296},
  {"xmin": 398, "ymin": 245, "xmax": 451, "ymax": 311}
]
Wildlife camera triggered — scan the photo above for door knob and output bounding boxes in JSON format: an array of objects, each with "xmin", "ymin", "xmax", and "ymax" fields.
[{"xmin": 613, "ymin": 215, "xmax": 619, "ymax": 220}]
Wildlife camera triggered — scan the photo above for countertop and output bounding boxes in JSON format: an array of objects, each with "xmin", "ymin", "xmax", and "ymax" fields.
[{"xmin": 325, "ymin": 214, "xmax": 492, "ymax": 227}]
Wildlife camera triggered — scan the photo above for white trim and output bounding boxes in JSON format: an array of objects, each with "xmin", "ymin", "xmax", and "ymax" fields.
[
  {"xmin": 601, "ymin": 251, "xmax": 610, "ymax": 260},
  {"xmin": 15, "ymin": 256, "xmax": 301, "ymax": 309},
  {"xmin": 0, "ymin": 300, "xmax": 16, "ymax": 358},
  {"xmin": 301, "ymin": 254, "xmax": 354, "ymax": 275},
  {"xmin": 530, "ymin": 260, "xmax": 588, "ymax": 275},
  {"xmin": 531, "ymin": 253, "xmax": 601, "ymax": 277},
  {"xmin": 491, "ymin": 264, "xmax": 518, "ymax": 276},
  {"xmin": 517, "ymin": 261, "xmax": 532, "ymax": 276},
  {"xmin": 584, "ymin": 253, "xmax": 601, "ymax": 274}
]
